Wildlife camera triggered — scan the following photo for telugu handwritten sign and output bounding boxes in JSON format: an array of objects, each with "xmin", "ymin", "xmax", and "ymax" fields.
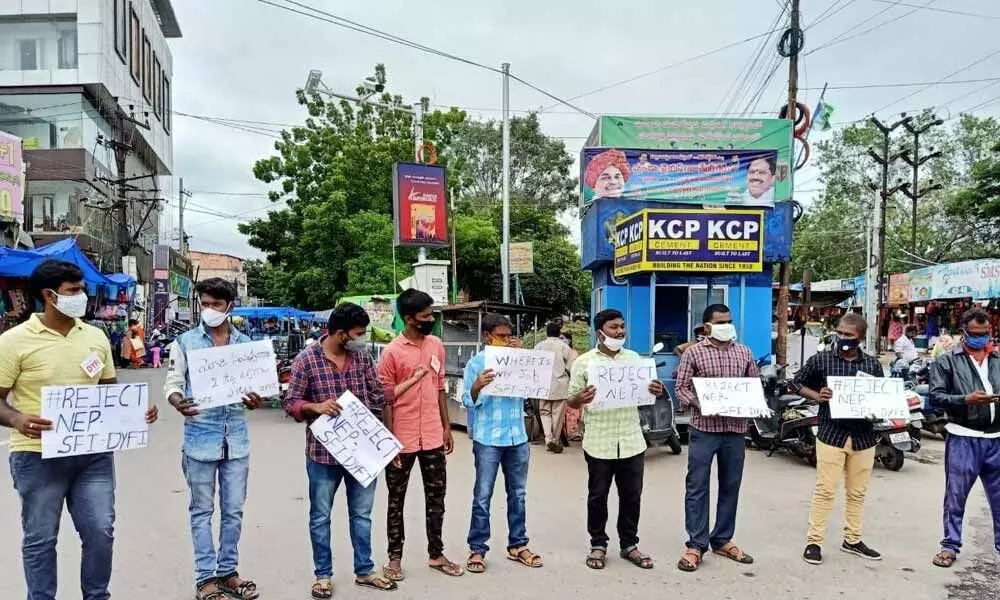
[
  {"xmin": 828, "ymin": 376, "xmax": 909, "ymax": 420},
  {"xmin": 309, "ymin": 391, "xmax": 403, "ymax": 487},
  {"xmin": 481, "ymin": 347, "xmax": 555, "ymax": 399},
  {"xmin": 588, "ymin": 359, "xmax": 658, "ymax": 410},
  {"xmin": 692, "ymin": 377, "xmax": 770, "ymax": 418},
  {"xmin": 187, "ymin": 340, "xmax": 279, "ymax": 410},
  {"xmin": 40, "ymin": 384, "xmax": 149, "ymax": 459}
]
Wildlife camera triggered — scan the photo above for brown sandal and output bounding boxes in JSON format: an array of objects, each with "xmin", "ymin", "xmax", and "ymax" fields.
[
  {"xmin": 311, "ymin": 578, "xmax": 333, "ymax": 599},
  {"xmin": 677, "ymin": 548, "xmax": 703, "ymax": 572},
  {"xmin": 195, "ymin": 580, "xmax": 228, "ymax": 600},
  {"xmin": 507, "ymin": 546, "xmax": 543, "ymax": 568},
  {"xmin": 355, "ymin": 573, "xmax": 398, "ymax": 591},
  {"xmin": 382, "ymin": 562, "xmax": 405, "ymax": 582},
  {"xmin": 933, "ymin": 550, "xmax": 957, "ymax": 568},
  {"xmin": 467, "ymin": 553, "xmax": 487, "ymax": 574},
  {"xmin": 219, "ymin": 573, "xmax": 259, "ymax": 600},
  {"xmin": 621, "ymin": 547, "xmax": 654, "ymax": 569},
  {"xmin": 585, "ymin": 547, "xmax": 607, "ymax": 570},
  {"xmin": 428, "ymin": 558, "xmax": 465, "ymax": 577},
  {"xmin": 713, "ymin": 542, "xmax": 754, "ymax": 564}
]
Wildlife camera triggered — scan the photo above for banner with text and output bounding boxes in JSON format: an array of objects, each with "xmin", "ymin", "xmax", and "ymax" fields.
[
  {"xmin": 692, "ymin": 377, "xmax": 770, "ymax": 418},
  {"xmin": 614, "ymin": 208, "xmax": 764, "ymax": 276},
  {"xmin": 0, "ymin": 131, "xmax": 24, "ymax": 222},
  {"xmin": 482, "ymin": 346, "xmax": 555, "ymax": 399},
  {"xmin": 828, "ymin": 376, "xmax": 909, "ymax": 420},
  {"xmin": 41, "ymin": 383, "xmax": 149, "ymax": 458},
  {"xmin": 588, "ymin": 358, "xmax": 657, "ymax": 410},
  {"xmin": 393, "ymin": 162, "xmax": 449, "ymax": 248},
  {"xmin": 187, "ymin": 340, "xmax": 280, "ymax": 409},
  {"xmin": 309, "ymin": 391, "xmax": 403, "ymax": 487}
]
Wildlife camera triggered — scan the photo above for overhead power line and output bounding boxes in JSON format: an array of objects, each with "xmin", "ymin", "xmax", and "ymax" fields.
[
  {"xmin": 872, "ymin": 46, "xmax": 1000, "ymax": 115},
  {"xmin": 869, "ymin": 0, "xmax": 1000, "ymax": 20},
  {"xmin": 806, "ymin": 0, "xmax": 936, "ymax": 55}
]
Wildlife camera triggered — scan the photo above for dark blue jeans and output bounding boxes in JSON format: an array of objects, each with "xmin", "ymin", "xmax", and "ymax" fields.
[
  {"xmin": 684, "ymin": 428, "xmax": 746, "ymax": 553},
  {"xmin": 468, "ymin": 442, "xmax": 530, "ymax": 556},
  {"xmin": 9, "ymin": 451, "xmax": 116, "ymax": 600},
  {"xmin": 307, "ymin": 459, "xmax": 377, "ymax": 578},
  {"xmin": 941, "ymin": 434, "xmax": 1000, "ymax": 554}
]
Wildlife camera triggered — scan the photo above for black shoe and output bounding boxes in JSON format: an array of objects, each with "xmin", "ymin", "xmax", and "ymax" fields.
[
  {"xmin": 802, "ymin": 544, "xmax": 823, "ymax": 565},
  {"xmin": 841, "ymin": 540, "xmax": 882, "ymax": 561}
]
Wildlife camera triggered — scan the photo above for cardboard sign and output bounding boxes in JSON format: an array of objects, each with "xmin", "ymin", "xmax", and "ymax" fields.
[
  {"xmin": 187, "ymin": 340, "xmax": 280, "ymax": 409},
  {"xmin": 40, "ymin": 383, "xmax": 149, "ymax": 458},
  {"xmin": 309, "ymin": 391, "xmax": 403, "ymax": 487},
  {"xmin": 588, "ymin": 358, "xmax": 658, "ymax": 410},
  {"xmin": 828, "ymin": 376, "xmax": 909, "ymax": 420},
  {"xmin": 692, "ymin": 377, "xmax": 769, "ymax": 418},
  {"xmin": 481, "ymin": 347, "xmax": 555, "ymax": 399}
]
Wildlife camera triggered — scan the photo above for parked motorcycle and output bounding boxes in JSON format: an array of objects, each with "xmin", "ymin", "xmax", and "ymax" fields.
[
  {"xmin": 638, "ymin": 343, "xmax": 683, "ymax": 455},
  {"xmin": 914, "ymin": 381, "xmax": 948, "ymax": 438},
  {"xmin": 873, "ymin": 411, "xmax": 920, "ymax": 471},
  {"xmin": 746, "ymin": 365, "xmax": 819, "ymax": 466}
]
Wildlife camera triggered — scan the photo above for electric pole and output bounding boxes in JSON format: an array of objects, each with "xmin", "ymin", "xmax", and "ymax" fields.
[
  {"xmin": 501, "ymin": 62, "xmax": 511, "ymax": 304},
  {"xmin": 867, "ymin": 115, "xmax": 911, "ymax": 351},
  {"xmin": 178, "ymin": 177, "xmax": 191, "ymax": 256},
  {"xmin": 775, "ymin": 0, "xmax": 801, "ymax": 367},
  {"xmin": 900, "ymin": 117, "xmax": 944, "ymax": 254}
]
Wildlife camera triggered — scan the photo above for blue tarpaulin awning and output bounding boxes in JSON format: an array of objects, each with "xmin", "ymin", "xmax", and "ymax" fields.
[
  {"xmin": 232, "ymin": 306, "xmax": 315, "ymax": 321},
  {"xmin": 0, "ymin": 239, "xmax": 135, "ymax": 295}
]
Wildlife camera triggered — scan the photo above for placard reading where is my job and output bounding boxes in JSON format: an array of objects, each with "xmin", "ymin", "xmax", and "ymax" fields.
[
  {"xmin": 40, "ymin": 383, "xmax": 149, "ymax": 459},
  {"xmin": 588, "ymin": 359, "xmax": 658, "ymax": 410},
  {"xmin": 481, "ymin": 347, "xmax": 555, "ymax": 399},
  {"xmin": 827, "ymin": 376, "xmax": 909, "ymax": 420},
  {"xmin": 309, "ymin": 391, "xmax": 403, "ymax": 487},
  {"xmin": 187, "ymin": 340, "xmax": 280, "ymax": 409},
  {"xmin": 692, "ymin": 377, "xmax": 770, "ymax": 418}
]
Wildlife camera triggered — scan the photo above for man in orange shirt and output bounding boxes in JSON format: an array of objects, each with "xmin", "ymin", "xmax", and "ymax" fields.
[{"xmin": 379, "ymin": 289, "xmax": 462, "ymax": 582}]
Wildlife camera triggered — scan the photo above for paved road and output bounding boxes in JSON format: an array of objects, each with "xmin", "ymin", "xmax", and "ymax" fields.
[{"xmin": 0, "ymin": 369, "xmax": 996, "ymax": 599}]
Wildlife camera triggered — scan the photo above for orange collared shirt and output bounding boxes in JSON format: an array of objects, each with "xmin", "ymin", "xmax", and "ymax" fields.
[{"xmin": 378, "ymin": 334, "xmax": 446, "ymax": 453}]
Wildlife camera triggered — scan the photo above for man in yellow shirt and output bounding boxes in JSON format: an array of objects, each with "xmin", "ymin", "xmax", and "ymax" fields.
[{"xmin": 0, "ymin": 260, "xmax": 158, "ymax": 600}]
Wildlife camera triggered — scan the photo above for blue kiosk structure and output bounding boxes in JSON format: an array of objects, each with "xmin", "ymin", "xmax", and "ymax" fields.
[{"xmin": 578, "ymin": 116, "xmax": 796, "ymax": 406}]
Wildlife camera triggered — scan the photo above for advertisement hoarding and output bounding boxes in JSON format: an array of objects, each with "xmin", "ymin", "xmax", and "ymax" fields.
[
  {"xmin": 0, "ymin": 131, "xmax": 24, "ymax": 222},
  {"xmin": 613, "ymin": 208, "xmax": 764, "ymax": 276},
  {"xmin": 509, "ymin": 242, "xmax": 534, "ymax": 274},
  {"xmin": 582, "ymin": 147, "xmax": 779, "ymax": 207},
  {"xmin": 393, "ymin": 162, "xmax": 449, "ymax": 248}
]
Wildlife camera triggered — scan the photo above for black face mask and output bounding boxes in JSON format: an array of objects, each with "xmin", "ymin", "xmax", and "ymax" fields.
[
  {"xmin": 415, "ymin": 319, "xmax": 435, "ymax": 335},
  {"xmin": 837, "ymin": 336, "xmax": 860, "ymax": 353}
]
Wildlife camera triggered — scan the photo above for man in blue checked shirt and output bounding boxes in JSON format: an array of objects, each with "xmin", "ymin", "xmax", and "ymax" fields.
[{"xmin": 462, "ymin": 313, "xmax": 543, "ymax": 574}]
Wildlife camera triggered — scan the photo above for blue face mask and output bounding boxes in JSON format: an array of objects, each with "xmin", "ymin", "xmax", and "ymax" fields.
[{"xmin": 964, "ymin": 333, "xmax": 990, "ymax": 350}]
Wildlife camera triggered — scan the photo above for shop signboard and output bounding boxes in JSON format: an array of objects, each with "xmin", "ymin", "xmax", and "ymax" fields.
[
  {"xmin": 0, "ymin": 131, "xmax": 24, "ymax": 222},
  {"xmin": 392, "ymin": 162, "xmax": 448, "ymax": 248},
  {"xmin": 581, "ymin": 147, "xmax": 778, "ymax": 207},
  {"xmin": 888, "ymin": 273, "xmax": 910, "ymax": 305},
  {"xmin": 613, "ymin": 208, "xmax": 764, "ymax": 277},
  {"xmin": 169, "ymin": 271, "xmax": 192, "ymax": 297},
  {"xmin": 584, "ymin": 116, "xmax": 792, "ymax": 208}
]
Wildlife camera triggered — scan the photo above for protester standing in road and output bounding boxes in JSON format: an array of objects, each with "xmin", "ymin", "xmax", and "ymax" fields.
[
  {"xmin": 0, "ymin": 259, "xmax": 158, "ymax": 600},
  {"xmin": 379, "ymin": 289, "xmax": 463, "ymax": 580},
  {"xmin": 534, "ymin": 321, "xmax": 577, "ymax": 453},
  {"xmin": 282, "ymin": 303, "xmax": 397, "ymax": 597},
  {"xmin": 164, "ymin": 278, "xmax": 265, "ymax": 600},
  {"xmin": 674, "ymin": 304, "xmax": 758, "ymax": 572},
  {"xmin": 929, "ymin": 308, "xmax": 1000, "ymax": 568},
  {"xmin": 462, "ymin": 313, "xmax": 543, "ymax": 573},
  {"xmin": 567, "ymin": 308, "xmax": 663, "ymax": 571},
  {"xmin": 794, "ymin": 313, "xmax": 885, "ymax": 565}
]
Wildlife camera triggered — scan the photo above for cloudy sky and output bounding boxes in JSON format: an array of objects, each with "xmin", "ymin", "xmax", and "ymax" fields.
[{"xmin": 161, "ymin": 0, "xmax": 1000, "ymax": 259}]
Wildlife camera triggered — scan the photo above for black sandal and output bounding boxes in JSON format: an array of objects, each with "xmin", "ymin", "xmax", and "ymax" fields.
[
  {"xmin": 621, "ymin": 547, "xmax": 654, "ymax": 569},
  {"xmin": 219, "ymin": 572, "xmax": 260, "ymax": 600},
  {"xmin": 586, "ymin": 547, "xmax": 607, "ymax": 570},
  {"xmin": 195, "ymin": 580, "xmax": 228, "ymax": 600}
]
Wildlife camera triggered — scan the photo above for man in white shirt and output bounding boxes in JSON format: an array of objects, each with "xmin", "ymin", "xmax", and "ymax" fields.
[
  {"xmin": 533, "ymin": 321, "xmax": 577, "ymax": 454},
  {"xmin": 893, "ymin": 325, "xmax": 919, "ymax": 363}
]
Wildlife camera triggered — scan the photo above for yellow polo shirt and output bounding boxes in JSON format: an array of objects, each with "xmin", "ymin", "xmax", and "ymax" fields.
[{"xmin": 0, "ymin": 314, "xmax": 116, "ymax": 452}]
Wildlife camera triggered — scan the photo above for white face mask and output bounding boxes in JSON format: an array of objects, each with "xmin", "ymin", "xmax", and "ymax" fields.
[
  {"xmin": 51, "ymin": 291, "xmax": 88, "ymax": 319},
  {"xmin": 709, "ymin": 323, "xmax": 737, "ymax": 343},
  {"xmin": 201, "ymin": 307, "xmax": 230, "ymax": 328},
  {"xmin": 600, "ymin": 332, "xmax": 626, "ymax": 351}
]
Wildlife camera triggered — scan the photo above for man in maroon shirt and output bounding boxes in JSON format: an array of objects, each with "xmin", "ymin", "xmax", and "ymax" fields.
[
  {"xmin": 283, "ymin": 303, "xmax": 397, "ymax": 598},
  {"xmin": 674, "ymin": 304, "xmax": 759, "ymax": 572}
]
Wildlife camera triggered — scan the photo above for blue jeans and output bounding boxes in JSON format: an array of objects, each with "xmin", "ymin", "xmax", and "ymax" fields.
[
  {"xmin": 182, "ymin": 453, "xmax": 250, "ymax": 586},
  {"xmin": 9, "ymin": 451, "xmax": 115, "ymax": 600},
  {"xmin": 684, "ymin": 428, "xmax": 746, "ymax": 552},
  {"xmin": 468, "ymin": 441, "xmax": 530, "ymax": 556},
  {"xmin": 307, "ymin": 460, "xmax": 377, "ymax": 578}
]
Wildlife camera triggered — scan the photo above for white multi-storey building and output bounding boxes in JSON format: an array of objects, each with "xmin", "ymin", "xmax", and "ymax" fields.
[{"xmin": 0, "ymin": 0, "xmax": 180, "ymax": 281}]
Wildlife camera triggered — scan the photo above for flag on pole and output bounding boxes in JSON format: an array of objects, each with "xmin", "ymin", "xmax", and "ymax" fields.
[{"xmin": 811, "ymin": 99, "xmax": 835, "ymax": 132}]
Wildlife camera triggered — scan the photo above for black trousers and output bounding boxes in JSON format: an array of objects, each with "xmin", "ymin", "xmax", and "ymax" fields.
[{"xmin": 585, "ymin": 451, "xmax": 645, "ymax": 551}]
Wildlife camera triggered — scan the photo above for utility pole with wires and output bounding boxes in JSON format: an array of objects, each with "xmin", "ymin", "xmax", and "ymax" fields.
[
  {"xmin": 900, "ymin": 117, "xmax": 944, "ymax": 254},
  {"xmin": 501, "ymin": 62, "xmax": 512, "ymax": 304},
  {"xmin": 178, "ymin": 178, "xmax": 192, "ymax": 256},
  {"xmin": 867, "ymin": 114, "xmax": 911, "ymax": 352}
]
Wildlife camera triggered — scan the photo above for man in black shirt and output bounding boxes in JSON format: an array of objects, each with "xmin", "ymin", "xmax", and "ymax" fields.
[{"xmin": 794, "ymin": 313, "xmax": 883, "ymax": 565}]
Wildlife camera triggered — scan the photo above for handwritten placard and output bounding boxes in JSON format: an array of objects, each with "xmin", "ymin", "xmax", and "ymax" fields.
[
  {"xmin": 481, "ymin": 347, "xmax": 555, "ymax": 399},
  {"xmin": 309, "ymin": 391, "xmax": 403, "ymax": 487},
  {"xmin": 187, "ymin": 340, "xmax": 279, "ymax": 410},
  {"xmin": 692, "ymin": 377, "xmax": 770, "ymax": 418},
  {"xmin": 40, "ymin": 384, "xmax": 149, "ymax": 459},
  {"xmin": 828, "ymin": 376, "xmax": 909, "ymax": 419},
  {"xmin": 588, "ymin": 359, "xmax": 658, "ymax": 410}
]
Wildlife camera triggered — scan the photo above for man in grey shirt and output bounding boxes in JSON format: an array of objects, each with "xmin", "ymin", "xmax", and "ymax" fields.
[{"xmin": 534, "ymin": 321, "xmax": 577, "ymax": 453}]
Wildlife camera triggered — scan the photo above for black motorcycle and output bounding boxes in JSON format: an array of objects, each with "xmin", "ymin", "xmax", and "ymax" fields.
[
  {"xmin": 638, "ymin": 343, "xmax": 683, "ymax": 455},
  {"xmin": 746, "ymin": 364, "xmax": 819, "ymax": 466}
]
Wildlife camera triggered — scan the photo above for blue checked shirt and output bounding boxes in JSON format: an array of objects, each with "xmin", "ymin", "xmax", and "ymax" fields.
[{"xmin": 462, "ymin": 350, "xmax": 528, "ymax": 447}]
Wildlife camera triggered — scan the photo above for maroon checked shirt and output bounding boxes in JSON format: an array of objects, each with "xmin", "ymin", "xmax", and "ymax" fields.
[
  {"xmin": 675, "ymin": 338, "xmax": 760, "ymax": 434},
  {"xmin": 282, "ymin": 339, "xmax": 386, "ymax": 465}
]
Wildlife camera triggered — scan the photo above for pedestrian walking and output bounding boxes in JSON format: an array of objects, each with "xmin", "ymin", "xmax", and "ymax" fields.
[
  {"xmin": 568, "ymin": 309, "xmax": 662, "ymax": 571},
  {"xmin": 674, "ymin": 303, "xmax": 758, "ymax": 572},
  {"xmin": 795, "ymin": 313, "xmax": 884, "ymax": 565},
  {"xmin": 164, "ymin": 278, "xmax": 265, "ymax": 600},
  {"xmin": 533, "ymin": 320, "xmax": 577, "ymax": 453},
  {"xmin": 282, "ymin": 303, "xmax": 397, "ymax": 597},
  {"xmin": 0, "ymin": 259, "xmax": 158, "ymax": 600},
  {"xmin": 378, "ymin": 289, "xmax": 463, "ymax": 581},
  {"xmin": 929, "ymin": 308, "xmax": 1000, "ymax": 568},
  {"xmin": 462, "ymin": 313, "xmax": 543, "ymax": 573}
]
